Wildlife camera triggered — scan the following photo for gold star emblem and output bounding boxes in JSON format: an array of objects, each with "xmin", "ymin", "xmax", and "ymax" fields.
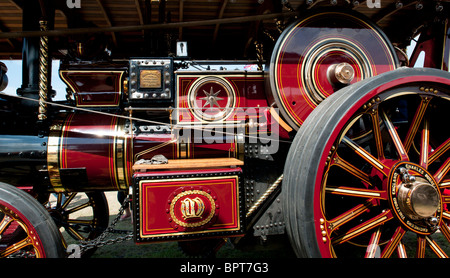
[{"xmin": 200, "ymin": 86, "xmax": 224, "ymax": 109}]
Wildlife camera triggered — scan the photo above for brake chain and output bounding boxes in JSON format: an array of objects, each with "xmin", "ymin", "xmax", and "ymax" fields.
[{"xmin": 67, "ymin": 195, "xmax": 134, "ymax": 258}]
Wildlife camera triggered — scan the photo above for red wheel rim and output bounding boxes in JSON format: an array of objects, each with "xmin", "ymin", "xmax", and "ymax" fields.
[{"xmin": 0, "ymin": 200, "xmax": 46, "ymax": 258}]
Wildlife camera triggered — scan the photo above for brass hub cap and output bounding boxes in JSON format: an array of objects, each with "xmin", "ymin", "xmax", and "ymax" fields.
[
  {"xmin": 327, "ymin": 62, "xmax": 355, "ymax": 85},
  {"xmin": 389, "ymin": 162, "xmax": 442, "ymax": 235}
]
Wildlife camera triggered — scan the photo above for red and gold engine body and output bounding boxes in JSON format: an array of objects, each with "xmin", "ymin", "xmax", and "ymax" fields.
[
  {"xmin": 46, "ymin": 112, "xmax": 243, "ymax": 193},
  {"xmin": 47, "ymin": 65, "xmax": 270, "ymax": 239}
]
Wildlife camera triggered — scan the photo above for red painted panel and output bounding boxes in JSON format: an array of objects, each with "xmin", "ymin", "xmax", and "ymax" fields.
[
  {"xmin": 176, "ymin": 72, "xmax": 268, "ymax": 123},
  {"xmin": 60, "ymin": 70, "xmax": 125, "ymax": 107},
  {"xmin": 134, "ymin": 168, "xmax": 243, "ymax": 242}
]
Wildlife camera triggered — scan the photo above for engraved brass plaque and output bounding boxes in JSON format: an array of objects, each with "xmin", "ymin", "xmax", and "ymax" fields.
[{"xmin": 140, "ymin": 70, "xmax": 161, "ymax": 88}]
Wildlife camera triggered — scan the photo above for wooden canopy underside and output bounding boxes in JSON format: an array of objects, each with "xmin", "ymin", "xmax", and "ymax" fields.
[{"xmin": 0, "ymin": 0, "xmax": 448, "ymax": 60}]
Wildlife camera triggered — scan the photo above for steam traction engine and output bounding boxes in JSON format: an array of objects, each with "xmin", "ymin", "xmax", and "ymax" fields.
[{"xmin": 0, "ymin": 0, "xmax": 449, "ymax": 258}]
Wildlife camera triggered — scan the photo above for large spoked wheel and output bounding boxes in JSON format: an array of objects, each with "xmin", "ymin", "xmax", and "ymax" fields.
[
  {"xmin": 283, "ymin": 68, "xmax": 450, "ymax": 258},
  {"xmin": 45, "ymin": 192, "xmax": 109, "ymax": 257},
  {"xmin": 0, "ymin": 182, "xmax": 65, "ymax": 258}
]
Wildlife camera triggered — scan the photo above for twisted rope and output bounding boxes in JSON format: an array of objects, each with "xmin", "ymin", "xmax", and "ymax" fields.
[{"xmin": 38, "ymin": 20, "xmax": 49, "ymax": 121}]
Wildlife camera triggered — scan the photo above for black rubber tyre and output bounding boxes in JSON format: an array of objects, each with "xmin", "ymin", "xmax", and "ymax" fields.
[
  {"xmin": 0, "ymin": 182, "xmax": 65, "ymax": 258},
  {"xmin": 283, "ymin": 68, "xmax": 450, "ymax": 258}
]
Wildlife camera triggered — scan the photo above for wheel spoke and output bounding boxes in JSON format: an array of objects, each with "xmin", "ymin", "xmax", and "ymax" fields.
[
  {"xmin": 65, "ymin": 225, "xmax": 87, "ymax": 241},
  {"xmin": 403, "ymin": 97, "xmax": 430, "ymax": 153},
  {"xmin": 0, "ymin": 214, "xmax": 12, "ymax": 234},
  {"xmin": 439, "ymin": 223, "xmax": 450, "ymax": 244},
  {"xmin": 443, "ymin": 211, "xmax": 450, "ymax": 221},
  {"xmin": 381, "ymin": 110, "xmax": 409, "ymax": 161},
  {"xmin": 0, "ymin": 237, "xmax": 33, "ymax": 257},
  {"xmin": 66, "ymin": 218, "xmax": 95, "ymax": 226},
  {"xmin": 441, "ymin": 179, "xmax": 450, "ymax": 188},
  {"xmin": 419, "ymin": 120, "xmax": 430, "ymax": 169},
  {"xmin": 380, "ymin": 226, "xmax": 406, "ymax": 258},
  {"xmin": 429, "ymin": 138, "xmax": 450, "ymax": 165},
  {"xmin": 370, "ymin": 110, "xmax": 385, "ymax": 160},
  {"xmin": 435, "ymin": 157, "xmax": 450, "ymax": 185},
  {"xmin": 442, "ymin": 194, "xmax": 450, "ymax": 204},
  {"xmin": 425, "ymin": 236, "xmax": 448, "ymax": 258},
  {"xmin": 56, "ymin": 193, "xmax": 65, "ymax": 208},
  {"xmin": 330, "ymin": 154, "xmax": 372, "ymax": 185},
  {"xmin": 61, "ymin": 193, "xmax": 77, "ymax": 210},
  {"xmin": 326, "ymin": 185, "xmax": 386, "ymax": 199},
  {"xmin": 341, "ymin": 137, "xmax": 389, "ymax": 176},
  {"xmin": 397, "ymin": 241, "xmax": 407, "ymax": 258},
  {"xmin": 328, "ymin": 200, "xmax": 375, "ymax": 232},
  {"xmin": 64, "ymin": 201, "xmax": 92, "ymax": 215},
  {"xmin": 365, "ymin": 226, "xmax": 382, "ymax": 258},
  {"xmin": 416, "ymin": 235, "xmax": 427, "ymax": 258},
  {"xmin": 331, "ymin": 209, "xmax": 393, "ymax": 245}
]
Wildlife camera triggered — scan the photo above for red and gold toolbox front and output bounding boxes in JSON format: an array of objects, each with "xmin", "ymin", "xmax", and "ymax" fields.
[{"xmin": 132, "ymin": 168, "xmax": 244, "ymax": 243}]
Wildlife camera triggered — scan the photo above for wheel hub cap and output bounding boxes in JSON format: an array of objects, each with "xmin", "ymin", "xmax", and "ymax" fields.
[
  {"xmin": 389, "ymin": 162, "xmax": 442, "ymax": 234},
  {"xmin": 328, "ymin": 62, "xmax": 355, "ymax": 85}
]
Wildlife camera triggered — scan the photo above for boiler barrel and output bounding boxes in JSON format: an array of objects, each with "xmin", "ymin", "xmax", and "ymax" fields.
[
  {"xmin": 47, "ymin": 113, "xmax": 131, "ymax": 192},
  {"xmin": 45, "ymin": 112, "xmax": 242, "ymax": 192}
]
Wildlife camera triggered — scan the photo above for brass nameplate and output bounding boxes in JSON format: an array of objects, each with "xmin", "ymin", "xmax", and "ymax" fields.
[{"xmin": 140, "ymin": 70, "xmax": 161, "ymax": 88}]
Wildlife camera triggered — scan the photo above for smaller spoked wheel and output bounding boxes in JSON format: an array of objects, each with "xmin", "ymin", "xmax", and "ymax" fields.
[
  {"xmin": 0, "ymin": 183, "xmax": 65, "ymax": 258},
  {"xmin": 44, "ymin": 191, "xmax": 109, "ymax": 256},
  {"xmin": 283, "ymin": 68, "xmax": 450, "ymax": 258}
]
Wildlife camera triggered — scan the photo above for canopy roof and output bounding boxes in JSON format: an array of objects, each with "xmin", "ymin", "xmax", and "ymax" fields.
[{"xmin": 0, "ymin": 0, "xmax": 448, "ymax": 60}]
